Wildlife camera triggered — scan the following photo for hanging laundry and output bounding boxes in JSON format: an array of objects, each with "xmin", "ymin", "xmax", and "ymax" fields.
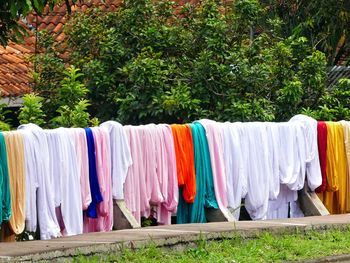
[
  {"xmin": 18, "ymin": 127, "xmax": 38, "ymax": 232},
  {"xmin": 123, "ymin": 126, "xmax": 144, "ymax": 224},
  {"xmin": 123, "ymin": 124, "xmax": 178, "ymax": 225},
  {"xmin": 177, "ymin": 122, "xmax": 218, "ymax": 223},
  {"xmin": 221, "ymin": 122, "xmax": 248, "ymax": 220},
  {"xmin": 70, "ymin": 128, "xmax": 91, "ymax": 210},
  {"xmin": 46, "ymin": 128, "xmax": 83, "ymax": 236},
  {"xmin": 289, "ymin": 115, "xmax": 322, "ymax": 191},
  {"xmin": 171, "ymin": 124, "xmax": 196, "ymax": 203},
  {"xmin": 277, "ymin": 121, "xmax": 306, "ymax": 191},
  {"xmin": 266, "ymin": 123, "xmax": 280, "ymax": 200},
  {"xmin": 340, "ymin": 121, "xmax": 350, "ymax": 213},
  {"xmin": 320, "ymin": 122, "xmax": 348, "ymax": 214},
  {"xmin": 100, "ymin": 121, "xmax": 132, "ymax": 200},
  {"xmin": 141, "ymin": 124, "xmax": 164, "ymax": 219},
  {"xmin": 3, "ymin": 131, "xmax": 26, "ymax": 235},
  {"xmin": 0, "ymin": 132, "xmax": 11, "ymax": 225},
  {"xmin": 85, "ymin": 128, "xmax": 103, "ymax": 219},
  {"xmin": 84, "ymin": 127, "xmax": 113, "ymax": 232},
  {"xmin": 18, "ymin": 124, "xmax": 61, "ymax": 240},
  {"xmin": 156, "ymin": 124, "xmax": 178, "ymax": 225},
  {"xmin": 197, "ymin": 119, "xmax": 234, "ymax": 222},
  {"xmin": 315, "ymin": 121, "xmax": 328, "ymax": 193},
  {"xmin": 266, "ymin": 184, "xmax": 297, "ymax": 219},
  {"xmin": 243, "ymin": 122, "xmax": 271, "ymax": 220}
]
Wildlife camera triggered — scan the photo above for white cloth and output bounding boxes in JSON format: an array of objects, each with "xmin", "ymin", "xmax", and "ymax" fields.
[
  {"xmin": 221, "ymin": 122, "xmax": 247, "ymax": 220},
  {"xmin": 18, "ymin": 124, "xmax": 61, "ymax": 239},
  {"xmin": 46, "ymin": 128, "xmax": 83, "ymax": 237},
  {"xmin": 266, "ymin": 184, "xmax": 297, "ymax": 219},
  {"xmin": 244, "ymin": 122, "xmax": 271, "ymax": 220},
  {"xmin": 289, "ymin": 114, "xmax": 322, "ymax": 191},
  {"xmin": 18, "ymin": 128, "xmax": 39, "ymax": 232},
  {"xmin": 266, "ymin": 123, "xmax": 280, "ymax": 200},
  {"xmin": 277, "ymin": 121, "xmax": 312, "ymax": 191},
  {"xmin": 100, "ymin": 121, "xmax": 132, "ymax": 200}
]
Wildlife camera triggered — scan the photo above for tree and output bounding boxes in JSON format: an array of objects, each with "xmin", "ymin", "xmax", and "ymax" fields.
[
  {"xmin": 262, "ymin": 0, "xmax": 350, "ymax": 65},
  {"xmin": 31, "ymin": 0, "xmax": 329, "ymax": 124},
  {"xmin": 0, "ymin": 0, "xmax": 75, "ymax": 46}
]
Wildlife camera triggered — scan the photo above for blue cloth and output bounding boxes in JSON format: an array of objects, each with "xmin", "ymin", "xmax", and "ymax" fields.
[
  {"xmin": 177, "ymin": 122, "xmax": 218, "ymax": 224},
  {"xmin": 85, "ymin": 128, "xmax": 103, "ymax": 218}
]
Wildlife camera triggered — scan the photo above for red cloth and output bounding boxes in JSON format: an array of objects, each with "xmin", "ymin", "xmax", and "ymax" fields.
[{"xmin": 315, "ymin": 121, "xmax": 327, "ymax": 193}]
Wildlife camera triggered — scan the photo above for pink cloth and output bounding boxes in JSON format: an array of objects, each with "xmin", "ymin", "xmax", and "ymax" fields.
[
  {"xmin": 156, "ymin": 124, "xmax": 178, "ymax": 225},
  {"xmin": 123, "ymin": 125, "xmax": 178, "ymax": 225},
  {"xmin": 123, "ymin": 126, "xmax": 143, "ymax": 224},
  {"xmin": 84, "ymin": 127, "xmax": 113, "ymax": 232},
  {"xmin": 198, "ymin": 119, "xmax": 229, "ymax": 217},
  {"xmin": 142, "ymin": 124, "xmax": 163, "ymax": 218},
  {"xmin": 70, "ymin": 128, "xmax": 91, "ymax": 210}
]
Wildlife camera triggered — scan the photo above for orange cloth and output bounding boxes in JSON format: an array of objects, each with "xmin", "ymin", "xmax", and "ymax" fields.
[
  {"xmin": 4, "ymin": 131, "xmax": 26, "ymax": 234},
  {"xmin": 171, "ymin": 124, "xmax": 196, "ymax": 203},
  {"xmin": 319, "ymin": 122, "xmax": 348, "ymax": 214}
]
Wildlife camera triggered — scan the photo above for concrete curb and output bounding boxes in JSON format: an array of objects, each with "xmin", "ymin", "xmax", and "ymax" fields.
[{"xmin": 1, "ymin": 215, "xmax": 350, "ymax": 262}]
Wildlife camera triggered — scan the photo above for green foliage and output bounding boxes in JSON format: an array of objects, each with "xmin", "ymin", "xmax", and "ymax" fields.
[
  {"xmin": 0, "ymin": 1, "xmax": 80, "ymax": 46},
  {"xmin": 53, "ymin": 100, "xmax": 92, "ymax": 128},
  {"xmin": 0, "ymin": 101, "xmax": 12, "ymax": 131},
  {"xmin": 73, "ymin": 228, "xmax": 350, "ymax": 263},
  {"xmin": 31, "ymin": 0, "xmax": 332, "ymax": 124},
  {"xmin": 18, "ymin": 94, "xmax": 46, "ymax": 126},
  {"xmin": 50, "ymin": 66, "xmax": 97, "ymax": 128},
  {"xmin": 263, "ymin": 0, "xmax": 350, "ymax": 65},
  {"xmin": 303, "ymin": 78, "xmax": 350, "ymax": 121}
]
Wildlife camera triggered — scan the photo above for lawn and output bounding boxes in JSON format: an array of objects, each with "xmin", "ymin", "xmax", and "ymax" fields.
[{"xmin": 74, "ymin": 227, "xmax": 350, "ymax": 262}]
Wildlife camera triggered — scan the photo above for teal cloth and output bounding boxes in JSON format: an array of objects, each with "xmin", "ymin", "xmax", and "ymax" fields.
[
  {"xmin": 177, "ymin": 122, "xmax": 218, "ymax": 224},
  {"xmin": 0, "ymin": 132, "xmax": 11, "ymax": 223}
]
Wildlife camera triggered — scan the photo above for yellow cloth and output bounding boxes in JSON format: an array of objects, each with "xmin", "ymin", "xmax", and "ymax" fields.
[
  {"xmin": 340, "ymin": 121, "xmax": 350, "ymax": 213},
  {"xmin": 4, "ymin": 131, "xmax": 26, "ymax": 234},
  {"xmin": 320, "ymin": 122, "xmax": 348, "ymax": 214}
]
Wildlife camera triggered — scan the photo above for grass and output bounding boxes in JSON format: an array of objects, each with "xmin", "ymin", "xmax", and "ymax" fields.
[{"xmin": 73, "ymin": 227, "xmax": 350, "ymax": 262}]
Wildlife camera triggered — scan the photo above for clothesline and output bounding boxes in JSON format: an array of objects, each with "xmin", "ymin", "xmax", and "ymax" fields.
[{"xmin": 0, "ymin": 115, "xmax": 346, "ymax": 241}]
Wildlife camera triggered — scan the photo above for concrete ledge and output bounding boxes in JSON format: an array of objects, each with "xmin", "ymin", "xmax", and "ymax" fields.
[
  {"xmin": 113, "ymin": 200, "xmax": 140, "ymax": 230},
  {"xmin": 298, "ymin": 186, "xmax": 330, "ymax": 216},
  {"xmin": 1, "ymin": 214, "xmax": 350, "ymax": 262}
]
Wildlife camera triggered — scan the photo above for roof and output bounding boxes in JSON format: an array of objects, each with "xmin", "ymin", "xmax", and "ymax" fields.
[
  {"xmin": 0, "ymin": 0, "xmax": 121, "ymax": 98},
  {"xmin": 327, "ymin": 66, "xmax": 350, "ymax": 88}
]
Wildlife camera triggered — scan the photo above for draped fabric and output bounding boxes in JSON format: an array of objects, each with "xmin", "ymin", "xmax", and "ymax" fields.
[
  {"xmin": 46, "ymin": 128, "xmax": 83, "ymax": 236},
  {"xmin": 18, "ymin": 124, "xmax": 61, "ymax": 240},
  {"xmin": 340, "ymin": 121, "xmax": 350, "ymax": 213},
  {"xmin": 221, "ymin": 122, "xmax": 248, "ymax": 220},
  {"xmin": 197, "ymin": 119, "xmax": 233, "ymax": 221},
  {"xmin": 171, "ymin": 124, "xmax": 196, "ymax": 204},
  {"xmin": 100, "ymin": 121, "xmax": 132, "ymax": 200},
  {"xmin": 84, "ymin": 127, "xmax": 113, "ymax": 232},
  {"xmin": 289, "ymin": 115, "xmax": 322, "ymax": 191},
  {"xmin": 123, "ymin": 126, "xmax": 143, "ymax": 224},
  {"xmin": 156, "ymin": 124, "xmax": 178, "ymax": 225},
  {"xmin": 4, "ymin": 131, "xmax": 25, "ymax": 234},
  {"xmin": 320, "ymin": 122, "xmax": 348, "ymax": 214},
  {"xmin": 123, "ymin": 124, "xmax": 179, "ymax": 225},
  {"xmin": 0, "ymin": 132, "xmax": 10, "ymax": 224},
  {"xmin": 177, "ymin": 122, "xmax": 218, "ymax": 223},
  {"xmin": 85, "ymin": 128, "xmax": 103, "ymax": 218},
  {"xmin": 315, "ymin": 121, "xmax": 328, "ymax": 193},
  {"xmin": 244, "ymin": 123, "xmax": 271, "ymax": 220},
  {"xmin": 70, "ymin": 128, "xmax": 91, "ymax": 210}
]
